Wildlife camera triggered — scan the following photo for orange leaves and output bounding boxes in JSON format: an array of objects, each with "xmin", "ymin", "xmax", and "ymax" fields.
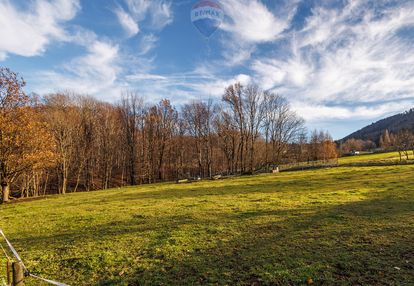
[
  {"xmin": 0, "ymin": 67, "xmax": 28, "ymax": 109},
  {"xmin": 0, "ymin": 68, "xmax": 56, "ymax": 183}
]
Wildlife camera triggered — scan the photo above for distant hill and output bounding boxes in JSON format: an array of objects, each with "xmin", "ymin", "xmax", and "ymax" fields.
[{"xmin": 341, "ymin": 108, "xmax": 414, "ymax": 143}]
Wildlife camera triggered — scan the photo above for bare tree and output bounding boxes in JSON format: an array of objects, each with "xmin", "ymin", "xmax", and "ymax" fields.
[
  {"xmin": 214, "ymin": 108, "xmax": 238, "ymax": 174},
  {"xmin": 222, "ymin": 83, "xmax": 246, "ymax": 174},
  {"xmin": 182, "ymin": 100, "xmax": 215, "ymax": 178},
  {"xmin": 119, "ymin": 92, "xmax": 144, "ymax": 185},
  {"xmin": 150, "ymin": 99, "xmax": 177, "ymax": 181},
  {"xmin": 244, "ymin": 84, "xmax": 265, "ymax": 173},
  {"xmin": 2, "ymin": 68, "xmax": 334, "ymax": 198},
  {"xmin": 263, "ymin": 92, "xmax": 305, "ymax": 168},
  {"xmin": 395, "ymin": 129, "xmax": 412, "ymax": 161},
  {"xmin": 43, "ymin": 93, "xmax": 80, "ymax": 194},
  {"xmin": 95, "ymin": 102, "xmax": 120, "ymax": 189}
]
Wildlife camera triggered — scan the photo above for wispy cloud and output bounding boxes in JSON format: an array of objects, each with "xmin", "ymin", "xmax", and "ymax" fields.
[
  {"xmin": 292, "ymin": 100, "xmax": 414, "ymax": 122},
  {"xmin": 115, "ymin": 6, "xmax": 140, "ymax": 37},
  {"xmin": 0, "ymin": 0, "xmax": 80, "ymax": 59},
  {"xmin": 220, "ymin": 0, "xmax": 291, "ymax": 43},
  {"xmin": 34, "ymin": 28, "xmax": 122, "ymax": 100},
  {"xmin": 137, "ymin": 34, "xmax": 158, "ymax": 55},
  {"xmin": 216, "ymin": 0, "xmax": 298, "ymax": 66},
  {"xmin": 3, "ymin": 0, "xmax": 414, "ymax": 137},
  {"xmin": 126, "ymin": 71, "xmax": 251, "ymax": 103},
  {"xmin": 124, "ymin": 0, "xmax": 173, "ymax": 31},
  {"xmin": 149, "ymin": 1, "xmax": 173, "ymax": 30},
  {"xmin": 250, "ymin": 0, "xmax": 414, "ymax": 125}
]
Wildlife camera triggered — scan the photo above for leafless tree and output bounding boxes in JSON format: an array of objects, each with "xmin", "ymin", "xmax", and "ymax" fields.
[
  {"xmin": 263, "ymin": 92, "xmax": 305, "ymax": 168},
  {"xmin": 119, "ymin": 92, "xmax": 144, "ymax": 185}
]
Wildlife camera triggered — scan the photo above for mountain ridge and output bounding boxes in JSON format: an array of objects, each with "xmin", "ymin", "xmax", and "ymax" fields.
[{"xmin": 341, "ymin": 108, "xmax": 414, "ymax": 143}]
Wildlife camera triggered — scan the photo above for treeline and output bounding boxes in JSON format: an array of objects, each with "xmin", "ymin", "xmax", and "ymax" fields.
[
  {"xmin": 378, "ymin": 129, "xmax": 414, "ymax": 160},
  {"xmin": 341, "ymin": 129, "xmax": 414, "ymax": 160},
  {"xmin": 0, "ymin": 68, "xmax": 337, "ymax": 202}
]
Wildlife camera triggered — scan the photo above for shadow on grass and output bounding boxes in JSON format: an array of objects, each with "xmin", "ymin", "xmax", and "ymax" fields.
[
  {"xmin": 15, "ymin": 191, "xmax": 412, "ymax": 286},
  {"xmin": 116, "ymin": 195, "xmax": 413, "ymax": 286},
  {"xmin": 6, "ymin": 166, "xmax": 413, "ymax": 285}
]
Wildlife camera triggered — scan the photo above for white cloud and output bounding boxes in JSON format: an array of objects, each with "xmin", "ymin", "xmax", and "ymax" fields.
[
  {"xmin": 189, "ymin": 73, "xmax": 251, "ymax": 98},
  {"xmin": 304, "ymin": 3, "xmax": 414, "ymax": 103},
  {"xmin": 252, "ymin": 46, "xmax": 313, "ymax": 90},
  {"xmin": 125, "ymin": 71, "xmax": 251, "ymax": 103},
  {"xmin": 125, "ymin": 0, "xmax": 151, "ymax": 20},
  {"xmin": 137, "ymin": 34, "xmax": 158, "ymax": 55},
  {"xmin": 124, "ymin": 0, "xmax": 173, "ymax": 30},
  {"xmin": 0, "ymin": 0, "xmax": 80, "ymax": 59},
  {"xmin": 220, "ymin": 0, "xmax": 293, "ymax": 43},
  {"xmin": 34, "ymin": 30, "xmax": 122, "ymax": 100},
  {"xmin": 111, "ymin": 0, "xmax": 172, "ymax": 57},
  {"xmin": 249, "ymin": 0, "xmax": 414, "ymax": 125},
  {"xmin": 220, "ymin": 40, "xmax": 255, "ymax": 67},
  {"xmin": 216, "ymin": 0, "xmax": 299, "ymax": 66},
  {"xmin": 115, "ymin": 7, "xmax": 139, "ymax": 37},
  {"xmin": 64, "ymin": 41, "xmax": 119, "ymax": 86},
  {"xmin": 126, "ymin": 73, "xmax": 167, "ymax": 81},
  {"xmin": 4, "ymin": 0, "xmax": 413, "ymax": 135},
  {"xmin": 149, "ymin": 1, "xmax": 173, "ymax": 30},
  {"xmin": 293, "ymin": 99, "xmax": 414, "ymax": 124}
]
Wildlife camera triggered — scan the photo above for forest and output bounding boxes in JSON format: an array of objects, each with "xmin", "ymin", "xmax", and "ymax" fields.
[{"xmin": 0, "ymin": 67, "xmax": 338, "ymax": 201}]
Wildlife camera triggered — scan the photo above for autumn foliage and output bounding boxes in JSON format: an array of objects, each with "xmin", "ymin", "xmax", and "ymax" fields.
[
  {"xmin": 0, "ymin": 68, "xmax": 55, "ymax": 202},
  {"xmin": 0, "ymin": 68, "xmax": 338, "ymax": 201}
]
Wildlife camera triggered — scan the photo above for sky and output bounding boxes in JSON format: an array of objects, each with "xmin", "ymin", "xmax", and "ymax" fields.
[{"xmin": 1, "ymin": 0, "xmax": 414, "ymax": 139}]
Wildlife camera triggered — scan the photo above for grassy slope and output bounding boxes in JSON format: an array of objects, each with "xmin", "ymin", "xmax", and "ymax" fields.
[
  {"xmin": 0, "ymin": 166, "xmax": 413, "ymax": 285},
  {"xmin": 338, "ymin": 151, "xmax": 405, "ymax": 164},
  {"xmin": 279, "ymin": 152, "xmax": 409, "ymax": 171}
]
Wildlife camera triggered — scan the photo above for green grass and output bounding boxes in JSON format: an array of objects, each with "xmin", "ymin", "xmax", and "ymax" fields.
[
  {"xmin": 338, "ymin": 151, "xmax": 409, "ymax": 164},
  {"xmin": 0, "ymin": 166, "xmax": 413, "ymax": 285},
  {"xmin": 280, "ymin": 152, "xmax": 412, "ymax": 171}
]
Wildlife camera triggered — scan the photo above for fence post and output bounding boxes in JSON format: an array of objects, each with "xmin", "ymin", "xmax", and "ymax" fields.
[
  {"xmin": 6, "ymin": 261, "xmax": 11, "ymax": 285},
  {"xmin": 12, "ymin": 262, "xmax": 24, "ymax": 286}
]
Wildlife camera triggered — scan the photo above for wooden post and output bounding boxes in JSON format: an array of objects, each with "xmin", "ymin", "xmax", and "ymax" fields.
[
  {"xmin": 12, "ymin": 262, "xmax": 24, "ymax": 286},
  {"xmin": 6, "ymin": 261, "xmax": 11, "ymax": 285}
]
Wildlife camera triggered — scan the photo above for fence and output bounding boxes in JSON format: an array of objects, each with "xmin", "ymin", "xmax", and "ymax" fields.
[
  {"xmin": 0, "ymin": 229, "xmax": 70, "ymax": 286},
  {"xmin": 278, "ymin": 159, "xmax": 339, "ymax": 171}
]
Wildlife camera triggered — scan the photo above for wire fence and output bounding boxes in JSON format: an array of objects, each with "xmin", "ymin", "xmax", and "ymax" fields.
[
  {"xmin": 278, "ymin": 159, "xmax": 339, "ymax": 171},
  {"xmin": 0, "ymin": 237, "xmax": 11, "ymax": 286},
  {"xmin": 0, "ymin": 229, "xmax": 70, "ymax": 286}
]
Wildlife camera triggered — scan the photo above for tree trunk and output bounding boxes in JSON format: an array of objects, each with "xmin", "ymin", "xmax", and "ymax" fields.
[
  {"xmin": 250, "ymin": 136, "xmax": 255, "ymax": 173},
  {"xmin": 62, "ymin": 175, "xmax": 67, "ymax": 194},
  {"xmin": 2, "ymin": 183, "xmax": 10, "ymax": 203}
]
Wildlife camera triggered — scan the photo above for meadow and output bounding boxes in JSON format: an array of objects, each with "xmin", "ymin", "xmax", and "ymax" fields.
[
  {"xmin": 278, "ymin": 151, "xmax": 413, "ymax": 172},
  {"xmin": 338, "ymin": 151, "xmax": 408, "ymax": 164},
  {"xmin": 0, "ymin": 164, "xmax": 413, "ymax": 285}
]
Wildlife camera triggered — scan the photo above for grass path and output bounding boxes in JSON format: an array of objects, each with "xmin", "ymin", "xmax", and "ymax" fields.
[{"xmin": 0, "ymin": 166, "xmax": 413, "ymax": 285}]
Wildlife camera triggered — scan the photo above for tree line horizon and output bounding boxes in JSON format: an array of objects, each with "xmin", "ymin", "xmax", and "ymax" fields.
[{"xmin": 0, "ymin": 67, "xmax": 340, "ymax": 202}]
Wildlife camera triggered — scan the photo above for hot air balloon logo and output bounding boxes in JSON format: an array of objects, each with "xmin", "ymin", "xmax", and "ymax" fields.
[{"xmin": 191, "ymin": 0, "xmax": 224, "ymax": 38}]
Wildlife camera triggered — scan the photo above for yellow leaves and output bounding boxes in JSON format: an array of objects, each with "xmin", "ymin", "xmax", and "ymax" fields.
[{"xmin": 0, "ymin": 100, "xmax": 57, "ymax": 177}]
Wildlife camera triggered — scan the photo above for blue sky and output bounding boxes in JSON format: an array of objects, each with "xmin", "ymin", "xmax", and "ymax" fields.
[{"xmin": 1, "ymin": 0, "xmax": 414, "ymax": 139}]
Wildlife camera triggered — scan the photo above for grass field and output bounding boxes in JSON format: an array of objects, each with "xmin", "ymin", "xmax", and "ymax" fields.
[
  {"xmin": 338, "ymin": 151, "xmax": 408, "ymax": 164},
  {"xmin": 279, "ymin": 151, "xmax": 411, "ymax": 171},
  {"xmin": 0, "ymin": 165, "xmax": 413, "ymax": 285}
]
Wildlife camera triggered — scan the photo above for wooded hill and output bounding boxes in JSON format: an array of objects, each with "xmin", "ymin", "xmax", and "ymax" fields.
[{"xmin": 341, "ymin": 109, "xmax": 414, "ymax": 143}]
